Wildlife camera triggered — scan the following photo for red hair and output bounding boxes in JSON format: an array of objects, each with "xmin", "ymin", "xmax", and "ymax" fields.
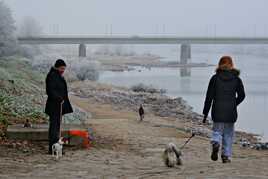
[{"xmin": 217, "ymin": 56, "xmax": 234, "ymax": 71}]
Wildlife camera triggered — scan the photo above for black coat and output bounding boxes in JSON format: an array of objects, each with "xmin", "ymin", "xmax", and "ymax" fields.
[
  {"xmin": 45, "ymin": 67, "xmax": 73, "ymax": 116},
  {"xmin": 203, "ymin": 69, "xmax": 245, "ymax": 123}
]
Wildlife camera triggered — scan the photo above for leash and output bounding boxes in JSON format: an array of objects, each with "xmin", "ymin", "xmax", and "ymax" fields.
[
  {"xmin": 179, "ymin": 133, "xmax": 195, "ymax": 150},
  {"xmin": 59, "ymin": 100, "xmax": 64, "ymax": 139}
]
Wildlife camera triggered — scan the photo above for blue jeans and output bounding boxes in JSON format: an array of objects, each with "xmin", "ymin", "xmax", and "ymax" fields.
[{"xmin": 211, "ymin": 122, "xmax": 235, "ymax": 157}]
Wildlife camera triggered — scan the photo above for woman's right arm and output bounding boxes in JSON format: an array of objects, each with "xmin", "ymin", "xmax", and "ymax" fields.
[{"xmin": 203, "ymin": 75, "xmax": 216, "ymax": 117}]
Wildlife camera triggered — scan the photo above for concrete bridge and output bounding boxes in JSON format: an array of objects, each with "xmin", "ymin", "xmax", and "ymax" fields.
[{"xmin": 18, "ymin": 35, "xmax": 268, "ymax": 64}]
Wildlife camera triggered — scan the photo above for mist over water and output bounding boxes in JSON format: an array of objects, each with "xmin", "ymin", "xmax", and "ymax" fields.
[{"xmin": 99, "ymin": 49, "xmax": 268, "ymax": 140}]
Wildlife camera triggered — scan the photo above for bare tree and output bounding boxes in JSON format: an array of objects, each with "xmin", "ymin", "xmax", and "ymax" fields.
[
  {"xmin": 19, "ymin": 16, "xmax": 42, "ymax": 37},
  {"xmin": 17, "ymin": 16, "xmax": 43, "ymax": 58},
  {"xmin": 0, "ymin": 1, "xmax": 17, "ymax": 57}
]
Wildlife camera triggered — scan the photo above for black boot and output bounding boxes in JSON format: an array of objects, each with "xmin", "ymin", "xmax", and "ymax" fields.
[
  {"xmin": 221, "ymin": 155, "xmax": 231, "ymax": 163},
  {"xmin": 211, "ymin": 142, "xmax": 220, "ymax": 161}
]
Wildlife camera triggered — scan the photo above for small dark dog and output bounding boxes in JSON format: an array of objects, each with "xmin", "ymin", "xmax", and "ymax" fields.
[{"xmin": 139, "ymin": 104, "xmax": 145, "ymax": 121}]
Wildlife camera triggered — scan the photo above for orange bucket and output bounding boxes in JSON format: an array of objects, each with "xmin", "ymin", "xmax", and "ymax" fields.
[{"xmin": 68, "ymin": 130, "xmax": 90, "ymax": 148}]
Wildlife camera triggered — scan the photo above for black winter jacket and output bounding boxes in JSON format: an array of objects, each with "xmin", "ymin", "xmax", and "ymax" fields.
[
  {"xmin": 203, "ymin": 69, "xmax": 245, "ymax": 123},
  {"xmin": 45, "ymin": 67, "xmax": 73, "ymax": 116}
]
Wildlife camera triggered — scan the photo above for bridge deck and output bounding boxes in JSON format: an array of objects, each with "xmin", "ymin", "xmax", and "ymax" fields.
[{"xmin": 18, "ymin": 35, "xmax": 268, "ymax": 45}]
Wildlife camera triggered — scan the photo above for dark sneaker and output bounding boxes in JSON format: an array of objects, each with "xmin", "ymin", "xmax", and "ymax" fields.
[
  {"xmin": 211, "ymin": 143, "xmax": 220, "ymax": 161},
  {"xmin": 221, "ymin": 155, "xmax": 231, "ymax": 163}
]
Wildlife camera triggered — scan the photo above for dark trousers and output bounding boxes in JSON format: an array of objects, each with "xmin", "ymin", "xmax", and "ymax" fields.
[{"xmin": 48, "ymin": 113, "xmax": 61, "ymax": 153}]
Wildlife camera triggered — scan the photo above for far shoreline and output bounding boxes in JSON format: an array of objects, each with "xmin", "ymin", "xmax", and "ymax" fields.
[{"xmin": 94, "ymin": 54, "xmax": 214, "ymax": 72}]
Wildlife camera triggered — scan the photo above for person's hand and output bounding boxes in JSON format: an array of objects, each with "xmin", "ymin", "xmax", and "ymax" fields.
[{"xmin": 202, "ymin": 115, "xmax": 207, "ymax": 124}]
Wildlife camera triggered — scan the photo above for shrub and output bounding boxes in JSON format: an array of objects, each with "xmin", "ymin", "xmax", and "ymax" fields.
[
  {"xmin": 68, "ymin": 58, "xmax": 100, "ymax": 81},
  {"xmin": 31, "ymin": 56, "xmax": 100, "ymax": 82}
]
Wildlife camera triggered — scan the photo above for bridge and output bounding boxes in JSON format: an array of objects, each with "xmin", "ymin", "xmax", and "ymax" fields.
[{"xmin": 18, "ymin": 35, "xmax": 268, "ymax": 64}]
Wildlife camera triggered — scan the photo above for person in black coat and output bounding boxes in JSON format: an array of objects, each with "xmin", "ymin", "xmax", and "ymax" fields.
[
  {"xmin": 45, "ymin": 59, "xmax": 73, "ymax": 154},
  {"xmin": 203, "ymin": 56, "xmax": 245, "ymax": 163}
]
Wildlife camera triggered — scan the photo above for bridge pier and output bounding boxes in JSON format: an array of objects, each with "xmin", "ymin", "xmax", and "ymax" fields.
[
  {"xmin": 180, "ymin": 44, "xmax": 191, "ymax": 65},
  {"xmin": 79, "ymin": 44, "xmax": 87, "ymax": 57}
]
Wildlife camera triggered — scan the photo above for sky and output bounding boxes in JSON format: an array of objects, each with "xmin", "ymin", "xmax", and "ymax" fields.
[{"xmin": 3, "ymin": 0, "xmax": 268, "ymax": 36}]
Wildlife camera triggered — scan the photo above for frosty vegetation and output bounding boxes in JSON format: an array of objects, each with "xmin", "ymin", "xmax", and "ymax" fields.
[
  {"xmin": 0, "ymin": 2, "xmax": 95, "ymax": 129},
  {"xmin": 32, "ymin": 55, "xmax": 100, "ymax": 82},
  {"xmin": 71, "ymin": 59, "xmax": 100, "ymax": 81}
]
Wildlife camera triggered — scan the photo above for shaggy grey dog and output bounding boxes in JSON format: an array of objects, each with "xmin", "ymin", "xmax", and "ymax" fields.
[
  {"xmin": 163, "ymin": 133, "xmax": 195, "ymax": 167},
  {"xmin": 162, "ymin": 143, "xmax": 182, "ymax": 167}
]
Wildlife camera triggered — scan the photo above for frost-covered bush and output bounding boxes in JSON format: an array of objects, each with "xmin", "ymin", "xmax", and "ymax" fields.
[
  {"xmin": 31, "ymin": 55, "xmax": 100, "ymax": 82},
  {"xmin": 131, "ymin": 83, "xmax": 167, "ymax": 94},
  {"xmin": 31, "ymin": 55, "xmax": 55, "ymax": 73},
  {"xmin": 71, "ymin": 59, "xmax": 100, "ymax": 81}
]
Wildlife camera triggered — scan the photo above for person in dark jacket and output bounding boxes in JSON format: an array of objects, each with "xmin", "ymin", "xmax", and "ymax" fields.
[
  {"xmin": 45, "ymin": 59, "xmax": 73, "ymax": 154},
  {"xmin": 139, "ymin": 104, "xmax": 145, "ymax": 121},
  {"xmin": 203, "ymin": 56, "xmax": 245, "ymax": 163}
]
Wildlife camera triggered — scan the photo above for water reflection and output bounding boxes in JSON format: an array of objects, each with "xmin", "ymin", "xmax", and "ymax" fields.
[
  {"xmin": 179, "ymin": 76, "xmax": 191, "ymax": 93},
  {"xmin": 180, "ymin": 67, "xmax": 191, "ymax": 77}
]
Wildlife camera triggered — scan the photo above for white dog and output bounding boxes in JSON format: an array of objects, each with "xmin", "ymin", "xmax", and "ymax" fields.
[
  {"xmin": 52, "ymin": 138, "xmax": 64, "ymax": 160},
  {"xmin": 162, "ymin": 143, "xmax": 182, "ymax": 167}
]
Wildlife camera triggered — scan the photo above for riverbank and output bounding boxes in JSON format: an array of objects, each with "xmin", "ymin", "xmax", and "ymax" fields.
[
  {"xmin": 1, "ymin": 84, "xmax": 267, "ymax": 178},
  {"xmin": 1, "ymin": 56, "xmax": 267, "ymax": 178}
]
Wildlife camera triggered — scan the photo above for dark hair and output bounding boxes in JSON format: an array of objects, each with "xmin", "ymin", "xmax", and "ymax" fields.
[{"xmin": 54, "ymin": 59, "xmax": 66, "ymax": 68}]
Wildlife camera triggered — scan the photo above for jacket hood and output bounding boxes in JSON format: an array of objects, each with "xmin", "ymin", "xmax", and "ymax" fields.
[{"xmin": 216, "ymin": 68, "xmax": 240, "ymax": 81}]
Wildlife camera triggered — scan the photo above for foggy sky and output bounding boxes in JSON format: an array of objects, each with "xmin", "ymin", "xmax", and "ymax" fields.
[{"xmin": 4, "ymin": 0, "xmax": 268, "ymax": 36}]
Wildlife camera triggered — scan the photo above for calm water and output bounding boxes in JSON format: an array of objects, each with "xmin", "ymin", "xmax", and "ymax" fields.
[{"xmin": 99, "ymin": 52, "xmax": 268, "ymax": 140}]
